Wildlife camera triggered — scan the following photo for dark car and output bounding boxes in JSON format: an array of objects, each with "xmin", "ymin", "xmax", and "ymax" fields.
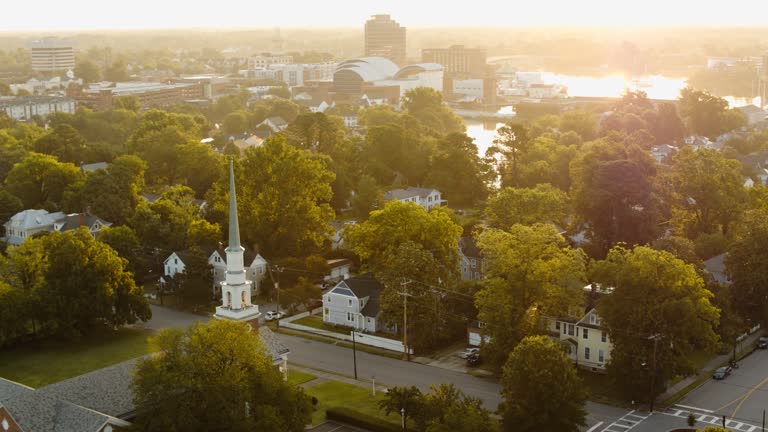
[
  {"xmin": 466, "ymin": 353, "xmax": 481, "ymax": 367},
  {"xmin": 713, "ymin": 366, "xmax": 732, "ymax": 380},
  {"xmin": 758, "ymin": 337, "xmax": 768, "ymax": 349}
]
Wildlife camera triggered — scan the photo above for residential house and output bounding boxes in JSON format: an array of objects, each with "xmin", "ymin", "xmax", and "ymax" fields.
[
  {"xmin": 744, "ymin": 176, "xmax": 756, "ymax": 188},
  {"xmin": 230, "ymin": 134, "xmax": 264, "ymax": 152},
  {"xmin": 325, "ymin": 259, "xmax": 352, "ymax": 283},
  {"xmin": 548, "ymin": 284, "xmax": 613, "ymax": 372},
  {"xmin": 161, "ymin": 248, "xmax": 268, "ymax": 297},
  {"xmin": 738, "ymin": 105, "xmax": 768, "ymax": 126},
  {"xmin": 3, "ymin": 209, "xmax": 111, "ymax": 246},
  {"xmin": 705, "ymin": 253, "xmax": 730, "ymax": 285},
  {"xmin": 467, "ymin": 320, "xmax": 490, "ymax": 347},
  {"xmin": 80, "ymin": 162, "xmax": 108, "ymax": 174},
  {"xmin": 330, "ymin": 220, "xmax": 356, "ymax": 250},
  {"xmin": 458, "ymin": 236, "xmax": 486, "ymax": 281},
  {"xmin": 322, "ymin": 274, "xmax": 384, "ymax": 333},
  {"xmin": 383, "ymin": 187, "xmax": 445, "ymax": 211},
  {"xmin": 0, "ymin": 326, "xmax": 289, "ymax": 432},
  {"xmin": 650, "ymin": 144, "xmax": 678, "ymax": 163},
  {"xmin": 257, "ymin": 116, "xmax": 289, "ymax": 133}
]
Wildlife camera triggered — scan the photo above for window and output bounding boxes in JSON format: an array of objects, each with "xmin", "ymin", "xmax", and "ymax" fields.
[
  {"xmin": 471, "ymin": 259, "xmax": 477, "ymax": 268},
  {"xmin": 367, "ymin": 318, "xmax": 371, "ymax": 323},
  {"xmin": 555, "ymin": 322, "xmax": 560, "ymax": 330},
  {"xmin": 174, "ymin": 258, "xmax": 178, "ymax": 264},
  {"xmin": 347, "ymin": 312, "xmax": 353, "ymax": 322},
  {"xmin": 327, "ymin": 296, "xmax": 331, "ymax": 303},
  {"xmin": 601, "ymin": 331, "xmax": 607, "ymax": 343},
  {"xmin": 598, "ymin": 350, "xmax": 604, "ymax": 363},
  {"xmin": 583, "ymin": 328, "xmax": 589, "ymax": 339},
  {"xmin": 348, "ymin": 299, "xmax": 353, "ymax": 307},
  {"xmin": 585, "ymin": 347, "xmax": 590, "ymax": 360},
  {"xmin": 324, "ymin": 308, "xmax": 329, "ymax": 316}
]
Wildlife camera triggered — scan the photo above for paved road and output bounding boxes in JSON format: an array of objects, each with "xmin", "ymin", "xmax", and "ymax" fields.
[
  {"xmin": 143, "ymin": 305, "xmax": 628, "ymax": 430},
  {"xmin": 677, "ymin": 347, "xmax": 768, "ymax": 425}
]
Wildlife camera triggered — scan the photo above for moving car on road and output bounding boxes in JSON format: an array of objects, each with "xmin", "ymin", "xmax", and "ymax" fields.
[
  {"xmin": 265, "ymin": 311, "xmax": 284, "ymax": 321},
  {"xmin": 713, "ymin": 366, "xmax": 732, "ymax": 380}
]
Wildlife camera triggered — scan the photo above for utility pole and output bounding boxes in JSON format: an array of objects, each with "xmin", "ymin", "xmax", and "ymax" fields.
[
  {"xmin": 272, "ymin": 265, "xmax": 284, "ymax": 329},
  {"xmin": 399, "ymin": 279, "xmax": 413, "ymax": 361},
  {"xmin": 352, "ymin": 329, "xmax": 358, "ymax": 379},
  {"xmin": 648, "ymin": 334, "xmax": 661, "ymax": 413}
]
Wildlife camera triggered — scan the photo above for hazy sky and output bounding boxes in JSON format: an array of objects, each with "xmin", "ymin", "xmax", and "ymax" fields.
[{"xmin": 1, "ymin": 0, "xmax": 766, "ymax": 30}]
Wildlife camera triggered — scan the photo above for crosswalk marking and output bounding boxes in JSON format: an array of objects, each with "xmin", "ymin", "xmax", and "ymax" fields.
[
  {"xmin": 600, "ymin": 410, "xmax": 651, "ymax": 432},
  {"xmin": 664, "ymin": 407, "xmax": 758, "ymax": 432}
]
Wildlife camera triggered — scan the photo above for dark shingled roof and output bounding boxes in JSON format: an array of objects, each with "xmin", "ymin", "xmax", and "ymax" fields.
[
  {"xmin": 58, "ymin": 213, "xmax": 112, "ymax": 233},
  {"xmin": 339, "ymin": 273, "xmax": 384, "ymax": 300}
]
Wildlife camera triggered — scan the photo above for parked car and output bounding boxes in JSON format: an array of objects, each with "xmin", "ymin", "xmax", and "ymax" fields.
[
  {"xmin": 265, "ymin": 311, "xmax": 284, "ymax": 321},
  {"xmin": 458, "ymin": 347, "xmax": 480, "ymax": 359},
  {"xmin": 466, "ymin": 353, "xmax": 481, "ymax": 367},
  {"xmin": 713, "ymin": 366, "xmax": 733, "ymax": 380},
  {"xmin": 758, "ymin": 337, "xmax": 768, "ymax": 349}
]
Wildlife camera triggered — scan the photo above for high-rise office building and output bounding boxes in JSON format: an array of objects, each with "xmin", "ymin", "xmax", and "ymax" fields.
[
  {"xmin": 364, "ymin": 14, "xmax": 406, "ymax": 66},
  {"xmin": 421, "ymin": 45, "xmax": 487, "ymax": 78},
  {"xmin": 29, "ymin": 38, "xmax": 75, "ymax": 72}
]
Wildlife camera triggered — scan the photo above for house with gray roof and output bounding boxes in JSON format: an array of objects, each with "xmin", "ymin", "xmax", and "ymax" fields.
[
  {"xmin": 705, "ymin": 253, "xmax": 730, "ymax": 285},
  {"xmin": 459, "ymin": 236, "xmax": 486, "ymax": 281},
  {"xmin": 383, "ymin": 187, "xmax": 445, "ymax": 211},
  {"xmin": 161, "ymin": 247, "xmax": 268, "ymax": 297},
  {"xmin": 80, "ymin": 162, "xmax": 108, "ymax": 174},
  {"xmin": 322, "ymin": 274, "xmax": 384, "ymax": 333},
  {"xmin": 3, "ymin": 209, "xmax": 111, "ymax": 245}
]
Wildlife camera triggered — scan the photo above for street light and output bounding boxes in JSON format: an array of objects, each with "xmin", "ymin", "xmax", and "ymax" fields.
[{"xmin": 400, "ymin": 407, "xmax": 405, "ymax": 431}]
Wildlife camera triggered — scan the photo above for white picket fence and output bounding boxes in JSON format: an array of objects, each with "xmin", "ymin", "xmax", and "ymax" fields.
[{"xmin": 279, "ymin": 312, "xmax": 412, "ymax": 354}]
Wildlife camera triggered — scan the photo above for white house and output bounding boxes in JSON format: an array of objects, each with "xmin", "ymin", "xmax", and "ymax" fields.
[
  {"xmin": 324, "ymin": 258, "xmax": 352, "ymax": 283},
  {"xmin": 322, "ymin": 274, "xmax": 383, "ymax": 333},
  {"xmin": 3, "ymin": 209, "xmax": 111, "ymax": 245},
  {"xmin": 650, "ymin": 144, "xmax": 678, "ymax": 163},
  {"xmin": 458, "ymin": 236, "xmax": 486, "ymax": 281},
  {"xmin": 161, "ymin": 248, "xmax": 268, "ymax": 297},
  {"xmin": 383, "ymin": 187, "xmax": 445, "ymax": 211},
  {"xmin": 257, "ymin": 116, "xmax": 288, "ymax": 133}
]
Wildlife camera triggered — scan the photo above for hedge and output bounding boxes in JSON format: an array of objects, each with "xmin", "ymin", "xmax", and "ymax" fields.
[{"xmin": 326, "ymin": 407, "xmax": 403, "ymax": 432}]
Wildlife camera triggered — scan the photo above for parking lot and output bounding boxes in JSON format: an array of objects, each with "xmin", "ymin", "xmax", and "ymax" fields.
[{"xmin": 678, "ymin": 346, "xmax": 768, "ymax": 425}]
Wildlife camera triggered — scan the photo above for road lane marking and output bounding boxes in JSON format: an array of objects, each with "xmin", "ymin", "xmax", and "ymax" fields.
[
  {"xmin": 675, "ymin": 404, "xmax": 714, "ymax": 413},
  {"xmin": 731, "ymin": 374, "xmax": 768, "ymax": 419},
  {"xmin": 714, "ymin": 393, "xmax": 748, "ymax": 413},
  {"xmin": 586, "ymin": 422, "xmax": 604, "ymax": 432}
]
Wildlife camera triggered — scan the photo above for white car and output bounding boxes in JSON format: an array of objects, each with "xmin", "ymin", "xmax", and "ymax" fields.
[
  {"xmin": 458, "ymin": 347, "xmax": 480, "ymax": 359},
  {"xmin": 265, "ymin": 311, "xmax": 284, "ymax": 321}
]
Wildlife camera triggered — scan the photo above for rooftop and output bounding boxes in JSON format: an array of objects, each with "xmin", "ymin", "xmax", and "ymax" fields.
[{"xmin": 383, "ymin": 187, "xmax": 439, "ymax": 201}]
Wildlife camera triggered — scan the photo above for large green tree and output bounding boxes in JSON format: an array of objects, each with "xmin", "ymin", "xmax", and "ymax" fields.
[
  {"xmin": 475, "ymin": 224, "xmax": 586, "ymax": 367},
  {"xmin": 666, "ymin": 147, "xmax": 747, "ymax": 237},
  {"xmin": 32, "ymin": 124, "xmax": 87, "ymax": 164},
  {"xmin": 488, "ymin": 123, "xmax": 530, "ymax": 187},
  {"xmin": 208, "ymin": 136, "xmax": 335, "ymax": 257},
  {"xmin": 726, "ymin": 209, "xmax": 768, "ymax": 324},
  {"xmin": 485, "ymin": 184, "xmax": 568, "ymax": 229},
  {"xmin": 426, "ymin": 133, "xmax": 490, "ymax": 207},
  {"xmin": 679, "ymin": 87, "xmax": 746, "ymax": 139},
  {"xmin": 81, "ymin": 155, "xmax": 147, "ymax": 225},
  {"xmin": 500, "ymin": 335, "xmax": 587, "ymax": 432},
  {"xmin": 594, "ymin": 246, "xmax": 719, "ymax": 402},
  {"xmin": 4, "ymin": 152, "xmax": 84, "ymax": 210},
  {"xmin": 131, "ymin": 320, "xmax": 311, "ymax": 432},
  {"xmin": 401, "ymin": 87, "xmax": 465, "ymax": 135}
]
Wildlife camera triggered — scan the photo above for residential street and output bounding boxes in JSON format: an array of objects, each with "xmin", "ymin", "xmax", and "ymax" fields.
[{"xmin": 142, "ymin": 305, "xmax": 629, "ymax": 430}]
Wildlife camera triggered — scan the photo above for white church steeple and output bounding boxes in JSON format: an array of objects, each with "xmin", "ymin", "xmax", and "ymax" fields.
[{"xmin": 214, "ymin": 158, "xmax": 261, "ymax": 322}]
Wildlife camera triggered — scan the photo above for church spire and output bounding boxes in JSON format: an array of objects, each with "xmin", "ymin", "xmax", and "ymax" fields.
[{"xmin": 227, "ymin": 158, "xmax": 241, "ymax": 252}]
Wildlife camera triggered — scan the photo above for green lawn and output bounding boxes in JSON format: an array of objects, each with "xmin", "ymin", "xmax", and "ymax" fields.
[
  {"xmin": 303, "ymin": 380, "xmax": 400, "ymax": 427},
  {"xmin": 0, "ymin": 328, "xmax": 153, "ymax": 388},
  {"xmin": 579, "ymin": 370, "xmax": 629, "ymax": 407},
  {"xmin": 288, "ymin": 369, "xmax": 317, "ymax": 386},
  {"xmin": 293, "ymin": 315, "xmax": 348, "ymax": 335}
]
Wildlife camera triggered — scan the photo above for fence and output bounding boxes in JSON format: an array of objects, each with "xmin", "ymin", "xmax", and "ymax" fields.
[{"xmin": 279, "ymin": 312, "xmax": 412, "ymax": 354}]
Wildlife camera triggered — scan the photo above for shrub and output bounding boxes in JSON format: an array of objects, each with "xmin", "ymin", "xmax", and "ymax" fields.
[{"xmin": 326, "ymin": 407, "xmax": 402, "ymax": 432}]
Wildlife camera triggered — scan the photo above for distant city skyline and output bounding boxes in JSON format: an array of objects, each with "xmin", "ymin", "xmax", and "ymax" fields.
[{"xmin": 1, "ymin": 0, "xmax": 767, "ymax": 31}]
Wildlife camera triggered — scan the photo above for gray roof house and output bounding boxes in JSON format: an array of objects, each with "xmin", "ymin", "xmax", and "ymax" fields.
[
  {"xmin": 3, "ymin": 209, "xmax": 112, "ymax": 246},
  {"xmin": 705, "ymin": 253, "xmax": 730, "ymax": 285},
  {"xmin": 383, "ymin": 187, "xmax": 445, "ymax": 211},
  {"xmin": 80, "ymin": 162, "xmax": 109, "ymax": 174},
  {"xmin": 459, "ymin": 236, "xmax": 486, "ymax": 281},
  {"xmin": 0, "ymin": 326, "xmax": 289, "ymax": 432},
  {"xmin": 322, "ymin": 274, "xmax": 384, "ymax": 333}
]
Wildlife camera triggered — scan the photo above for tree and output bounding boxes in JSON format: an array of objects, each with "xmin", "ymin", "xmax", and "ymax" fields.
[
  {"xmin": 488, "ymin": 123, "xmax": 530, "ymax": 187},
  {"xmin": 420, "ymin": 384, "xmax": 494, "ymax": 432},
  {"xmin": 651, "ymin": 236, "xmax": 703, "ymax": 270},
  {"xmin": 223, "ymin": 110, "xmax": 249, "ymax": 135},
  {"xmin": 363, "ymin": 123, "xmax": 434, "ymax": 186},
  {"xmin": 666, "ymin": 147, "xmax": 747, "ymax": 237},
  {"xmin": 350, "ymin": 174, "xmax": 381, "ymax": 219},
  {"xmin": 99, "ymin": 225, "xmax": 143, "ymax": 272},
  {"xmin": 0, "ymin": 189, "xmax": 23, "ymax": 236},
  {"xmin": 131, "ymin": 320, "xmax": 312, "ymax": 432},
  {"xmin": 207, "ymin": 136, "xmax": 334, "ymax": 257},
  {"xmin": 560, "ymin": 110, "xmax": 597, "ymax": 141},
  {"xmin": 378, "ymin": 386, "xmax": 424, "ymax": 431},
  {"xmin": 176, "ymin": 141, "xmax": 222, "ymax": 196},
  {"xmin": 113, "ymin": 95, "xmax": 141, "ymax": 112},
  {"xmin": 426, "ymin": 133, "xmax": 489, "ymax": 207},
  {"xmin": 679, "ymin": 87, "xmax": 746, "ymax": 139},
  {"xmin": 475, "ymin": 224, "xmax": 586, "ymax": 367},
  {"xmin": 500, "ymin": 336, "xmax": 587, "ymax": 432},
  {"xmin": 266, "ymin": 86, "xmax": 291, "ymax": 99},
  {"xmin": 726, "ymin": 209, "xmax": 768, "ymax": 324},
  {"xmin": 594, "ymin": 246, "xmax": 719, "ymax": 401},
  {"xmin": 402, "ymin": 87, "xmax": 464, "ymax": 135},
  {"xmin": 32, "ymin": 124, "xmax": 87, "ymax": 163},
  {"xmin": 570, "ymin": 138, "xmax": 660, "ymax": 256},
  {"xmin": 485, "ymin": 184, "xmax": 568, "ymax": 229},
  {"xmin": 280, "ymin": 277, "xmax": 321, "ymax": 313},
  {"xmin": 74, "ymin": 59, "xmax": 101, "ymax": 83},
  {"xmin": 4, "ymin": 152, "xmax": 84, "ymax": 210},
  {"xmin": 174, "ymin": 248, "xmax": 213, "ymax": 308},
  {"xmin": 104, "ymin": 59, "xmax": 130, "ymax": 82},
  {"xmin": 81, "ymin": 155, "xmax": 146, "ymax": 225}
]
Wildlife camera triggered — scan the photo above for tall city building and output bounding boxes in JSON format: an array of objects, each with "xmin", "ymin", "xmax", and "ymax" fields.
[
  {"xmin": 421, "ymin": 45, "xmax": 487, "ymax": 78},
  {"xmin": 28, "ymin": 38, "xmax": 75, "ymax": 73},
  {"xmin": 364, "ymin": 14, "xmax": 406, "ymax": 66}
]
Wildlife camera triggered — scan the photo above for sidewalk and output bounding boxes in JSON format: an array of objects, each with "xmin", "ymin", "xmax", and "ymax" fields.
[{"xmin": 660, "ymin": 330, "xmax": 763, "ymax": 402}]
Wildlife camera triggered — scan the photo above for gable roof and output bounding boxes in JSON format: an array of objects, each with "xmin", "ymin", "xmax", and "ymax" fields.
[
  {"xmin": 6, "ymin": 209, "xmax": 66, "ymax": 230},
  {"xmin": 58, "ymin": 213, "xmax": 112, "ymax": 232},
  {"xmin": 336, "ymin": 273, "xmax": 383, "ymax": 300},
  {"xmin": 360, "ymin": 295, "xmax": 381, "ymax": 318},
  {"xmin": 705, "ymin": 253, "xmax": 730, "ymax": 285},
  {"xmin": 383, "ymin": 187, "xmax": 439, "ymax": 201}
]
